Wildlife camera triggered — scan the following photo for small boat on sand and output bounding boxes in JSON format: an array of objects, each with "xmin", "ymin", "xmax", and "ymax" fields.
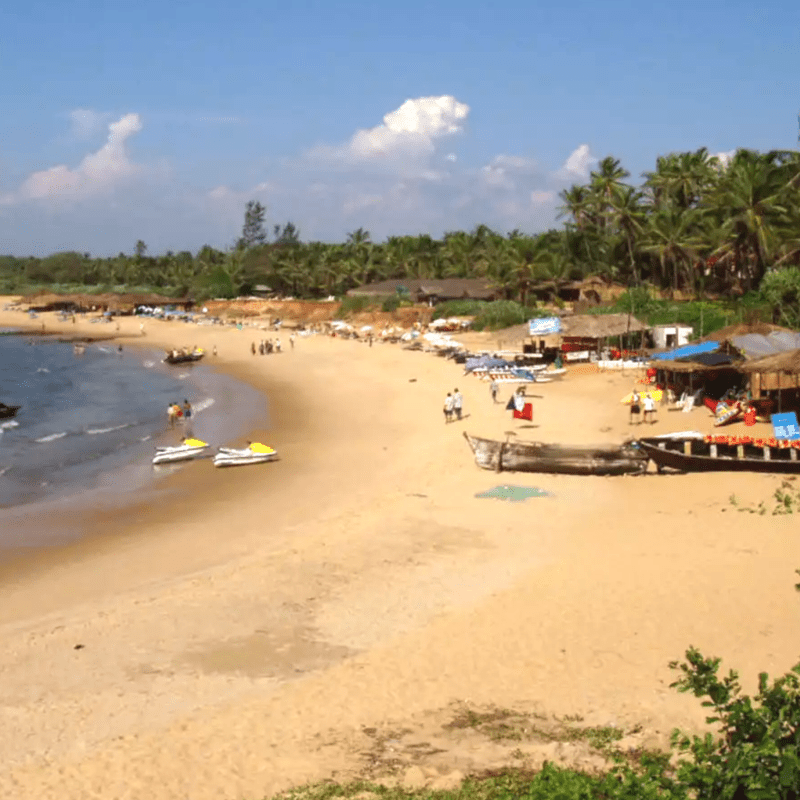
[
  {"xmin": 0, "ymin": 403, "xmax": 21, "ymax": 419},
  {"xmin": 213, "ymin": 442, "xmax": 277, "ymax": 467},
  {"xmin": 634, "ymin": 432, "xmax": 800, "ymax": 474},
  {"xmin": 464, "ymin": 432, "xmax": 647, "ymax": 476},
  {"xmin": 152, "ymin": 438, "xmax": 210, "ymax": 465}
]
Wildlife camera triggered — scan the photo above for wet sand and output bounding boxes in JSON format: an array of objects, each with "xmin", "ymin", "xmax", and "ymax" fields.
[{"xmin": 0, "ymin": 299, "xmax": 798, "ymax": 799}]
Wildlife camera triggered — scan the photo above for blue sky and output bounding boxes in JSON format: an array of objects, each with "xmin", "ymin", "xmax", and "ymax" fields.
[{"xmin": 1, "ymin": 0, "xmax": 798, "ymax": 257}]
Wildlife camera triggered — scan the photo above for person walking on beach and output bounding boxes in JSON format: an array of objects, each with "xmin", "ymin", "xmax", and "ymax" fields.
[
  {"xmin": 443, "ymin": 392, "xmax": 454, "ymax": 423},
  {"xmin": 643, "ymin": 392, "xmax": 656, "ymax": 424},
  {"xmin": 490, "ymin": 379, "xmax": 499, "ymax": 404},
  {"xmin": 630, "ymin": 389, "xmax": 641, "ymax": 425},
  {"xmin": 290, "ymin": 333, "xmax": 296, "ymax": 350},
  {"xmin": 212, "ymin": 345, "xmax": 217, "ymax": 357},
  {"xmin": 182, "ymin": 399, "xmax": 192, "ymax": 421},
  {"xmin": 275, "ymin": 338, "xmax": 282, "ymax": 353},
  {"xmin": 453, "ymin": 388, "xmax": 463, "ymax": 421},
  {"xmin": 252, "ymin": 341, "xmax": 257, "ymax": 356},
  {"xmin": 168, "ymin": 403, "xmax": 177, "ymax": 428}
]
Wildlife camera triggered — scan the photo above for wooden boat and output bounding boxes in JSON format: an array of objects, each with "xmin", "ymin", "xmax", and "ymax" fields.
[
  {"xmin": 635, "ymin": 433, "xmax": 800, "ymax": 474},
  {"xmin": 463, "ymin": 432, "xmax": 647, "ymax": 476},
  {"xmin": 163, "ymin": 348, "xmax": 204, "ymax": 365},
  {"xmin": 0, "ymin": 403, "xmax": 20, "ymax": 419}
]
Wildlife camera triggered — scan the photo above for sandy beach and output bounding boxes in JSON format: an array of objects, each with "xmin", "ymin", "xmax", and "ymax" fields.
[{"xmin": 1, "ymin": 300, "xmax": 799, "ymax": 799}]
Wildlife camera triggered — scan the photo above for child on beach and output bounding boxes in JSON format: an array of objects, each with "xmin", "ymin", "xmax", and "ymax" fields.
[
  {"xmin": 443, "ymin": 392, "xmax": 454, "ymax": 423},
  {"xmin": 630, "ymin": 389, "xmax": 641, "ymax": 425}
]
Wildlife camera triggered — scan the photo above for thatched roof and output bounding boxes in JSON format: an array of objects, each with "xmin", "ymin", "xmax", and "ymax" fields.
[
  {"xmin": 740, "ymin": 348, "xmax": 800, "ymax": 375},
  {"xmin": 561, "ymin": 313, "xmax": 649, "ymax": 339},
  {"xmin": 698, "ymin": 321, "xmax": 794, "ymax": 343},
  {"xmin": 653, "ymin": 359, "xmax": 740, "ymax": 373}
]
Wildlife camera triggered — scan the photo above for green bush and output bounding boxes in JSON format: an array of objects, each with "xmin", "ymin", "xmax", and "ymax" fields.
[
  {"xmin": 473, "ymin": 300, "xmax": 538, "ymax": 331},
  {"xmin": 381, "ymin": 295, "xmax": 401, "ymax": 312},
  {"xmin": 338, "ymin": 295, "xmax": 380, "ymax": 316},
  {"xmin": 433, "ymin": 299, "xmax": 490, "ymax": 318}
]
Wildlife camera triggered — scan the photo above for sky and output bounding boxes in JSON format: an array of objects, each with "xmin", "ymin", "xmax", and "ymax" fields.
[{"xmin": 1, "ymin": 0, "xmax": 799, "ymax": 257}]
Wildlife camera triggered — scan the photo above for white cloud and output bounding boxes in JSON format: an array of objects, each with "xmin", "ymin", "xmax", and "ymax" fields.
[
  {"xmin": 558, "ymin": 143, "xmax": 596, "ymax": 181},
  {"xmin": 481, "ymin": 155, "xmax": 538, "ymax": 189},
  {"xmin": 530, "ymin": 190, "xmax": 555, "ymax": 205},
  {"xmin": 307, "ymin": 95, "xmax": 469, "ymax": 167},
  {"xmin": 2, "ymin": 113, "xmax": 144, "ymax": 205},
  {"xmin": 711, "ymin": 149, "xmax": 735, "ymax": 168},
  {"xmin": 69, "ymin": 108, "xmax": 112, "ymax": 139}
]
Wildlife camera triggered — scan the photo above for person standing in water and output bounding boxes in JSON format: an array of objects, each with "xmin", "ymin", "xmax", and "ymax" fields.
[{"xmin": 168, "ymin": 403, "xmax": 177, "ymax": 428}]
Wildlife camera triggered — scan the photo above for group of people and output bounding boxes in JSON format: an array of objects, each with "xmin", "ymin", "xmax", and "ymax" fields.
[
  {"xmin": 443, "ymin": 388, "xmax": 463, "ymax": 423},
  {"xmin": 167, "ymin": 399, "xmax": 193, "ymax": 428},
  {"xmin": 629, "ymin": 389, "xmax": 657, "ymax": 425},
  {"xmin": 252, "ymin": 334, "xmax": 294, "ymax": 356}
]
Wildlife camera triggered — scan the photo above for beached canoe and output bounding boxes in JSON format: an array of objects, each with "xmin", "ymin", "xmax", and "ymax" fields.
[
  {"xmin": 635, "ymin": 432, "xmax": 800, "ymax": 474},
  {"xmin": 463, "ymin": 432, "xmax": 647, "ymax": 476}
]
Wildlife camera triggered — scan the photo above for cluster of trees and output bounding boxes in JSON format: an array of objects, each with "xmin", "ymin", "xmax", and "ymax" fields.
[{"xmin": 2, "ymin": 148, "xmax": 800, "ymax": 307}]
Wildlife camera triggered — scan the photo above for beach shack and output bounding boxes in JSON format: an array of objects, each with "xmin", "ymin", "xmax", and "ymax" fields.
[
  {"xmin": 740, "ymin": 347, "xmax": 800, "ymax": 415},
  {"xmin": 558, "ymin": 313, "xmax": 650, "ymax": 361}
]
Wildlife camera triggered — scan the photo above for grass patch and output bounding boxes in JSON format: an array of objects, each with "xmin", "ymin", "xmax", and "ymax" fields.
[{"xmin": 338, "ymin": 295, "xmax": 383, "ymax": 316}]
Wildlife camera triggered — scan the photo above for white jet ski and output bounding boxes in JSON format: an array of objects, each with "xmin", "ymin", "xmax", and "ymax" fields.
[
  {"xmin": 213, "ymin": 442, "xmax": 277, "ymax": 467},
  {"xmin": 152, "ymin": 437, "xmax": 210, "ymax": 465}
]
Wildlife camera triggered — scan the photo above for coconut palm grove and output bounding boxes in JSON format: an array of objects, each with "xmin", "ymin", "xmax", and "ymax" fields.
[{"xmin": 3, "ymin": 147, "xmax": 800, "ymax": 327}]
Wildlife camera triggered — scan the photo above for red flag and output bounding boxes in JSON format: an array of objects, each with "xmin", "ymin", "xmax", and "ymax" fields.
[{"xmin": 513, "ymin": 403, "xmax": 533, "ymax": 421}]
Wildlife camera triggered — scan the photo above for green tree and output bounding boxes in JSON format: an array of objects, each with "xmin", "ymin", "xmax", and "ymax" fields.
[{"xmin": 237, "ymin": 200, "xmax": 267, "ymax": 250}]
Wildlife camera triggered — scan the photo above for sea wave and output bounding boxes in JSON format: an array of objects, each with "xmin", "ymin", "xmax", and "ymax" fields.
[
  {"xmin": 86, "ymin": 423, "xmax": 132, "ymax": 435},
  {"xmin": 192, "ymin": 398, "xmax": 215, "ymax": 414},
  {"xmin": 36, "ymin": 367, "xmax": 50, "ymax": 373},
  {"xmin": 35, "ymin": 431, "xmax": 68, "ymax": 443},
  {"xmin": 0, "ymin": 420, "xmax": 19, "ymax": 431},
  {"xmin": 143, "ymin": 360, "xmax": 155, "ymax": 368}
]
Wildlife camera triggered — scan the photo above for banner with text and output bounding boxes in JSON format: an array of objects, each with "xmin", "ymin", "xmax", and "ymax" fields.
[{"xmin": 528, "ymin": 317, "xmax": 562, "ymax": 337}]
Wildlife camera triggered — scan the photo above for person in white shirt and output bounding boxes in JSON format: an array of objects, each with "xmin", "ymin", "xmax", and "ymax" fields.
[
  {"xmin": 643, "ymin": 393, "xmax": 656, "ymax": 424},
  {"xmin": 443, "ymin": 392, "xmax": 454, "ymax": 423},
  {"xmin": 452, "ymin": 388, "xmax": 463, "ymax": 420}
]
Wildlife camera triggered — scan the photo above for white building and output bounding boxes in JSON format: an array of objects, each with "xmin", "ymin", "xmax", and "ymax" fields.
[{"xmin": 652, "ymin": 323, "xmax": 694, "ymax": 350}]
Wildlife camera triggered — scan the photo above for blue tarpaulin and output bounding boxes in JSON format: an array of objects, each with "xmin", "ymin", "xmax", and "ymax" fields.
[
  {"xmin": 650, "ymin": 341, "xmax": 719, "ymax": 361},
  {"xmin": 465, "ymin": 355, "xmax": 511, "ymax": 373}
]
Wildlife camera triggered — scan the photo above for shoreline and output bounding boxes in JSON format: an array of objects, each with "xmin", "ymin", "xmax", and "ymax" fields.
[
  {"xmin": 0, "ymin": 322, "xmax": 271, "ymax": 564},
  {"xmin": 1, "ymin": 298, "xmax": 799, "ymax": 799}
]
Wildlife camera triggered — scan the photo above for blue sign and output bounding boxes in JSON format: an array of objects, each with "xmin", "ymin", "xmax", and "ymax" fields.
[
  {"xmin": 771, "ymin": 412, "xmax": 800, "ymax": 441},
  {"xmin": 529, "ymin": 316, "xmax": 562, "ymax": 336}
]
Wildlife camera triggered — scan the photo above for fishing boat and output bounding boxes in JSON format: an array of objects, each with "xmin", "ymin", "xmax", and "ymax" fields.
[
  {"xmin": 163, "ymin": 348, "xmax": 204, "ymax": 365},
  {"xmin": 0, "ymin": 403, "xmax": 21, "ymax": 419},
  {"xmin": 463, "ymin": 432, "xmax": 647, "ymax": 476},
  {"xmin": 213, "ymin": 442, "xmax": 277, "ymax": 467},
  {"xmin": 152, "ymin": 438, "xmax": 210, "ymax": 465},
  {"xmin": 634, "ymin": 432, "xmax": 800, "ymax": 474}
]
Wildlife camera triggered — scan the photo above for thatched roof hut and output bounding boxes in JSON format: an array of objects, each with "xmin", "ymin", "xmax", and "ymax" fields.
[
  {"xmin": 739, "ymin": 348, "xmax": 800, "ymax": 394},
  {"xmin": 561, "ymin": 313, "xmax": 649, "ymax": 338}
]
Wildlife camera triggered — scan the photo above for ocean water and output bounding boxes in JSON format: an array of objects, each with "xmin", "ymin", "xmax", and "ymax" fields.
[{"xmin": 0, "ymin": 330, "xmax": 269, "ymax": 523}]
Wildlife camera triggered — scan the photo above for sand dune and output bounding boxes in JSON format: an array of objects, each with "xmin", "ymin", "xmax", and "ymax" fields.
[{"xmin": 0, "ymin": 301, "xmax": 798, "ymax": 799}]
